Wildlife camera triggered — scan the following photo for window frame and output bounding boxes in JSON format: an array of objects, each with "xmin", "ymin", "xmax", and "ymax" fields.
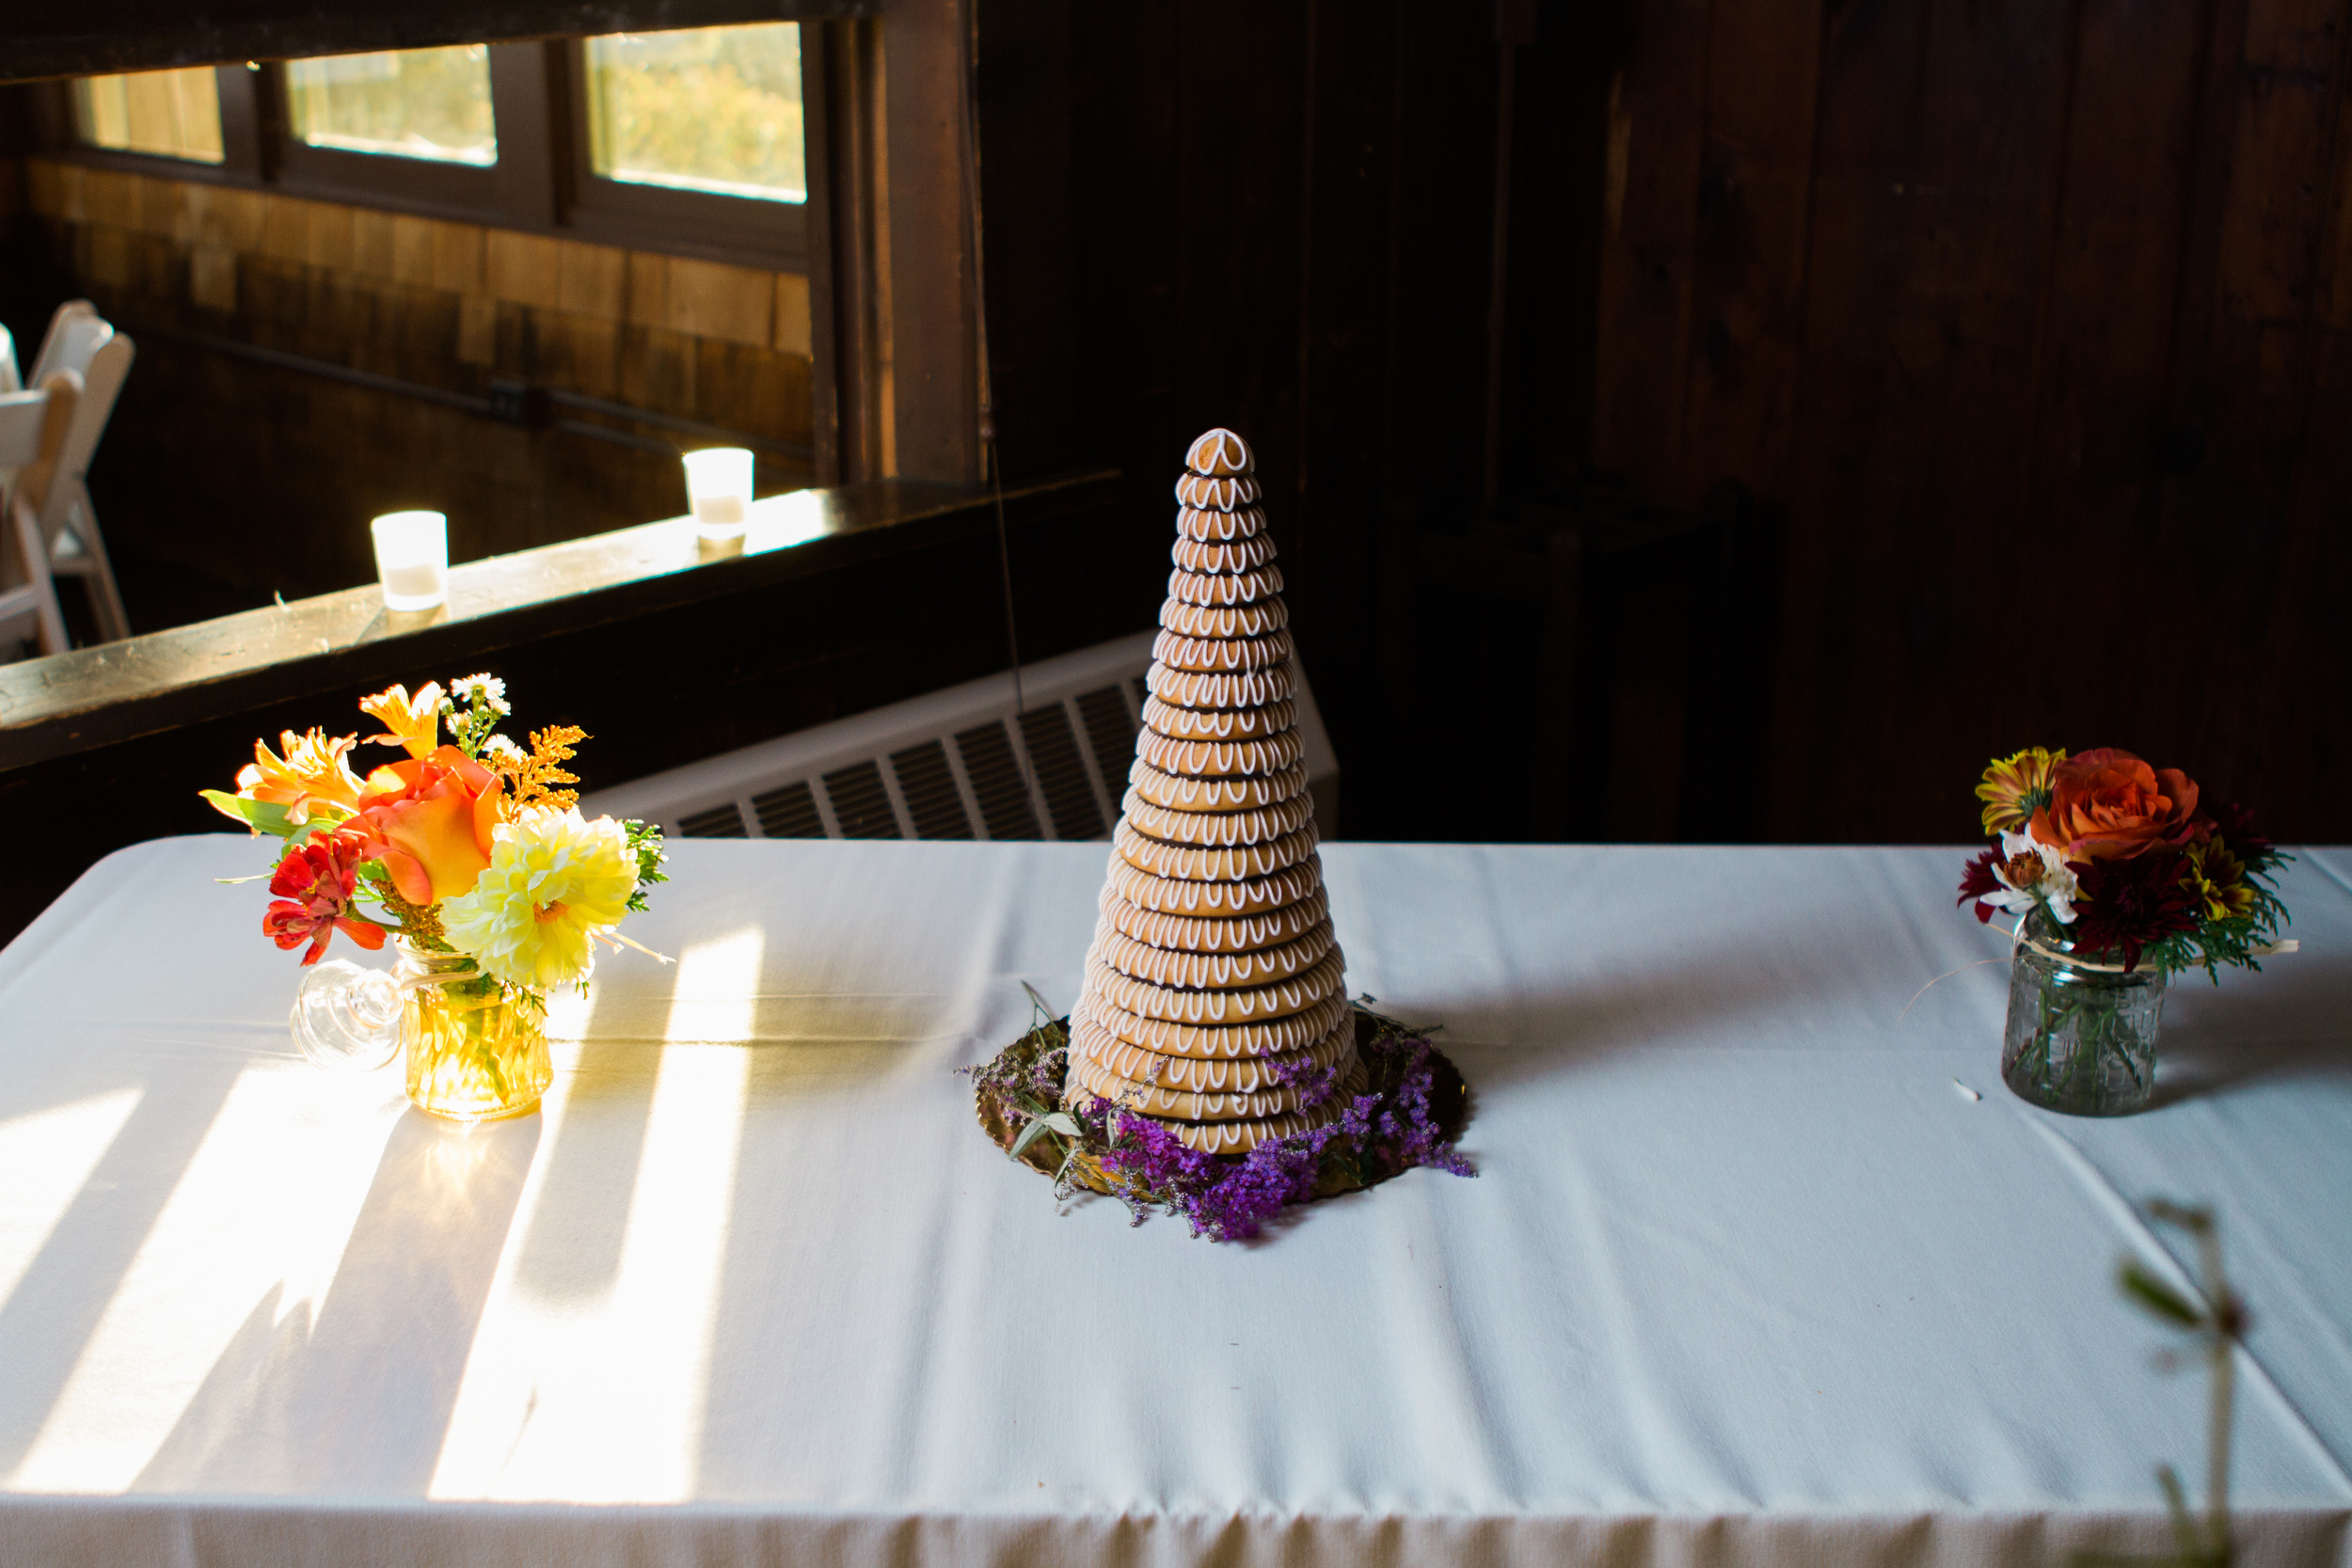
[
  {"xmin": 34, "ymin": 35, "xmax": 810, "ymax": 273},
  {"xmin": 265, "ymin": 42, "xmax": 560, "ymax": 229},
  {"xmin": 559, "ymin": 38, "xmax": 807, "ymax": 272}
]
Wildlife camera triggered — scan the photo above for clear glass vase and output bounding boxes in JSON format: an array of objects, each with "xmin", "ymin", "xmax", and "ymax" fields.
[
  {"xmin": 2001, "ymin": 910, "xmax": 2168, "ymax": 1117},
  {"xmin": 398, "ymin": 942, "xmax": 552, "ymax": 1122}
]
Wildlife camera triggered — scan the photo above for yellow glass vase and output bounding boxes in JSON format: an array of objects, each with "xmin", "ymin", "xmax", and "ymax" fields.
[{"xmin": 397, "ymin": 944, "xmax": 552, "ymax": 1121}]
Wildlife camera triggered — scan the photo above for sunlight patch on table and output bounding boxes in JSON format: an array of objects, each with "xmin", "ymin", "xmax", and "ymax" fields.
[
  {"xmin": 0, "ymin": 1088, "xmax": 142, "ymax": 1310},
  {"xmin": 432, "ymin": 930, "xmax": 759, "ymax": 1502},
  {"xmin": 9, "ymin": 1066, "xmax": 394, "ymax": 1491}
]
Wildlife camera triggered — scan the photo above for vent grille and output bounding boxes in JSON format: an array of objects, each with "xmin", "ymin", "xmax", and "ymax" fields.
[
  {"xmin": 579, "ymin": 631, "xmax": 1338, "ymax": 849},
  {"xmin": 1076, "ymin": 684, "xmax": 1140, "ymax": 802},
  {"xmin": 822, "ymin": 760, "xmax": 900, "ymax": 838},
  {"xmin": 891, "ymin": 740, "xmax": 972, "ymax": 839},
  {"xmin": 753, "ymin": 781, "xmax": 825, "ymax": 838},
  {"xmin": 678, "ymin": 802, "xmax": 748, "ymax": 837},
  {"xmin": 956, "ymin": 721, "xmax": 1041, "ymax": 840},
  {"xmin": 1020, "ymin": 705, "xmax": 1104, "ymax": 841}
]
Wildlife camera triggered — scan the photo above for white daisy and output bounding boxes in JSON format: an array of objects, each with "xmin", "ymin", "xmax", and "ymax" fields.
[
  {"xmin": 450, "ymin": 673, "xmax": 512, "ymax": 717},
  {"xmin": 1977, "ymin": 830, "xmax": 2081, "ymax": 925}
]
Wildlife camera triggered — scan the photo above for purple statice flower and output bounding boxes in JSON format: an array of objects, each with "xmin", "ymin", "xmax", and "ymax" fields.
[
  {"xmin": 991, "ymin": 1007, "xmax": 1473, "ymax": 1243},
  {"xmin": 1266, "ymin": 1045, "xmax": 1343, "ymax": 1110}
]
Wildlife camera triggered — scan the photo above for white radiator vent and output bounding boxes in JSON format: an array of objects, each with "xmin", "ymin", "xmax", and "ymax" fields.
[{"xmin": 579, "ymin": 630, "xmax": 1342, "ymax": 843}]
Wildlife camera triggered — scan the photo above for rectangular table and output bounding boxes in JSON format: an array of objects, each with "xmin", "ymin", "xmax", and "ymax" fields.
[{"xmin": 0, "ymin": 836, "xmax": 2346, "ymax": 1565}]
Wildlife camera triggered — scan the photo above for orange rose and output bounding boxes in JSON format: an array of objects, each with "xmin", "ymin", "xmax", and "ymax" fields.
[
  {"xmin": 348, "ymin": 745, "xmax": 506, "ymax": 903},
  {"xmin": 2027, "ymin": 748, "xmax": 2201, "ymax": 863}
]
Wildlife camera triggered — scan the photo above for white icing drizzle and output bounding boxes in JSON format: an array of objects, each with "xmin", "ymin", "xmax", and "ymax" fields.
[
  {"xmin": 1068, "ymin": 1050, "xmax": 1313, "ymax": 1121},
  {"xmin": 1115, "ymin": 817, "xmax": 1316, "ymax": 882},
  {"xmin": 1152, "ymin": 627, "xmax": 1295, "ymax": 673},
  {"xmin": 1063, "ymin": 1061, "xmax": 1368, "ymax": 1151},
  {"xmin": 1176, "ymin": 505, "xmax": 1268, "ymax": 542},
  {"xmin": 1077, "ymin": 989, "xmax": 1351, "ymax": 1060},
  {"xmin": 1070, "ymin": 1014, "xmax": 1353, "ymax": 1095},
  {"xmin": 1142, "ymin": 695, "xmax": 1297, "ymax": 742},
  {"xmin": 1146, "ymin": 660, "xmax": 1296, "ymax": 710},
  {"xmin": 1115, "ymin": 790, "xmax": 1315, "ymax": 851},
  {"xmin": 1133, "ymin": 727, "xmax": 1305, "ymax": 782},
  {"xmin": 1094, "ymin": 916, "xmax": 1334, "ymax": 990},
  {"xmin": 1128, "ymin": 757, "xmax": 1311, "ymax": 813},
  {"xmin": 1168, "ymin": 565, "xmax": 1285, "ymax": 607},
  {"xmin": 1173, "ymin": 472, "xmax": 1264, "ymax": 511},
  {"xmin": 1184, "ymin": 427, "xmax": 1256, "ymax": 476},
  {"xmin": 1083, "ymin": 949, "xmax": 1346, "ymax": 1025},
  {"xmin": 1104, "ymin": 853, "xmax": 1322, "ymax": 914},
  {"xmin": 1171, "ymin": 532, "xmax": 1278, "ymax": 574},
  {"xmin": 1158, "ymin": 598, "xmax": 1289, "ymax": 639},
  {"xmin": 1099, "ymin": 879, "xmax": 1328, "ymax": 950}
]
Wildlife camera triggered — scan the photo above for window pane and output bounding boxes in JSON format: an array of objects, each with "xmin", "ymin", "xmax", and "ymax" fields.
[
  {"xmin": 586, "ymin": 24, "xmax": 805, "ymax": 203},
  {"xmin": 286, "ymin": 46, "xmax": 496, "ymax": 166},
  {"xmin": 73, "ymin": 68, "xmax": 225, "ymax": 164}
]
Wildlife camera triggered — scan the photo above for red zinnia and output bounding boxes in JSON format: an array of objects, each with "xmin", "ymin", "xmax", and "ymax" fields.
[{"xmin": 262, "ymin": 832, "xmax": 388, "ymax": 965}]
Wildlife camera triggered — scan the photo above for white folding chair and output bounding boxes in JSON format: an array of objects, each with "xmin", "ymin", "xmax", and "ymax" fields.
[
  {"xmin": 0, "ymin": 323, "xmax": 19, "ymax": 393},
  {"xmin": 19, "ymin": 301, "xmax": 133, "ymax": 642},
  {"xmin": 0, "ymin": 371, "xmax": 81, "ymax": 659}
]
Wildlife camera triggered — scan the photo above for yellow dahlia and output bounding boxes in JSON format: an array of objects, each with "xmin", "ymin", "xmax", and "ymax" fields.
[
  {"xmin": 1976, "ymin": 746, "xmax": 2069, "ymax": 836},
  {"xmin": 440, "ymin": 806, "xmax": 638, "ymax": 989}
]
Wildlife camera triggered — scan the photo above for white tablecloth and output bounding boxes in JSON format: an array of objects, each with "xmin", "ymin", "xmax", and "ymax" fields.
[{"xmin": 0, "ymin": 836, "xmax": 2345, "ymax": 1566}]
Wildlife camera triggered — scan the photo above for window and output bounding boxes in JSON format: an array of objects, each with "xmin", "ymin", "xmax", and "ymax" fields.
[
  {"xmin": 72, "ymin": 68, "xmax": 224, "ymax": 165},
  {"xmin": 585, "ymin": 24, "xmax": 805, "ymax": 203},
  {"xmin": 284, "ymin": 46, "xmax": 496, "ymax": 166},
  {"xmin": 44, "ymin": 26, "xmax": 808, "ymax": 269}
]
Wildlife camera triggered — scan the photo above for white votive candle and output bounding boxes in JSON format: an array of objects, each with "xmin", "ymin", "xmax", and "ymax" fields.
[
  {"xmin": 371, "ymin": 511, "xmax": 449, "ymax": 611},
  {"xmin": 683, "ymin": 448, "xmax": 754, "ymax": 537}
]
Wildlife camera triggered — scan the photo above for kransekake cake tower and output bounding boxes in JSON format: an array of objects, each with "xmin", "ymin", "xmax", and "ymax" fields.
[{"xmin": 1065, "ymin": 427, "xmax": 1363, "ymax": 1153}]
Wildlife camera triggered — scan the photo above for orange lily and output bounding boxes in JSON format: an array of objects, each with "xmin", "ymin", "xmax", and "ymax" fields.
[
  {"xmin": 359, "ymin": 681, "xmax": 445, "ymax": 761},
  {"xmin": 226, "ymin": 728, "xmax": 366, "ymax": 824},
  {"xmin": 348, "ymin": 744, "xmax": 506, "ymax": 903}
]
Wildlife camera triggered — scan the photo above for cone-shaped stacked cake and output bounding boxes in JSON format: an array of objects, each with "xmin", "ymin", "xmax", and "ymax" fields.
[{"xmin": 1065, "ymin": 428, "xmax": 1363, "ymax": 1153}]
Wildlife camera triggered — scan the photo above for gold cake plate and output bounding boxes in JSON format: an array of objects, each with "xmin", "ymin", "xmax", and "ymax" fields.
[{"xmin": 973, "ymin": 1006, "xmax": 1470, "ymax": 1201}]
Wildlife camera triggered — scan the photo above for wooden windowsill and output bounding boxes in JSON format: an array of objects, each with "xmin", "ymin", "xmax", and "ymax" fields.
[{"xmin": 0, "ymin": 469, "xmax": 1120, "ymax": 770}]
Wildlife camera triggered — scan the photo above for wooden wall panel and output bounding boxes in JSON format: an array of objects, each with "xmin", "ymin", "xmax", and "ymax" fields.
[
  {"xmin": 1593, "ymin": 0, "xmax": 1710, "ymax": 492},
  {"xmin": 1593, "ymin": 0, "xmax": 2352, "ymax": 842}
]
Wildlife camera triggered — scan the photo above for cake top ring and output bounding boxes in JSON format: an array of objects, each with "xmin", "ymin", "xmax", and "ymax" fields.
[{"xmin": 1185, "ymin": 427, "xmax": 1255, "ymax": 477}]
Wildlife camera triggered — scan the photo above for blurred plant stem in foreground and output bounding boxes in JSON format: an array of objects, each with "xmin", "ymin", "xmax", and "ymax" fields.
[{"xmin": 2075, "ymin": 1201, "xmax": 2245, "ymax": 1568}]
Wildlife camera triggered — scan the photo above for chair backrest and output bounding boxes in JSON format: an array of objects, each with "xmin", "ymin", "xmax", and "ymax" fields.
[
  {"xmin": 26, "ymin": 301, "xmax": 103, "ymax": 388},
  {"xmin": 0, "ymin": 372, "xmax": 84, "ymax": 519},
  {"xmin": 0, "ymin": 323, "xmax": 18, "ymax": 394},
  {"xmin": 39, "ymin": 333, "xmax": 133, "ymax": 527},
  {"xmin": 0, "ymin": 373, "xmax": 80, "ymax": 656},
  {"xmin": 0, "ymin": 388, "xmax": 53, "ymax": 470}
]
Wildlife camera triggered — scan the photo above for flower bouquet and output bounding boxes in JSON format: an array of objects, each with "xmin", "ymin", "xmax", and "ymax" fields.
[
  {"xmin": 204, "ymin": 675, "xmax": 666, "ymax": 1120},
  {"xmin": 1957, "ymin": 747, "xmax": 2292, "ymax": 1116}
]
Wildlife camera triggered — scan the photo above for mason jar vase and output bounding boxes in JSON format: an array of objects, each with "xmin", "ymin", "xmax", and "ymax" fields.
[
  {"xmin": 397, "ymin": 942, "xmax": 552, "ymax": 1122},
  {"xmin": 2001, "ymin": 911, "xmax": 2168, "ymax": 1117}
]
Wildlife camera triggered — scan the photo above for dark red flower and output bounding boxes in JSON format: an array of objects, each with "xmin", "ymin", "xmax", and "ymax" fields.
[
  {"xmin": 2070, "ymin": 850, "xmax": 2201, "ymax": 972},
  {"xmin": 262, "ymin": 832, "xmax": 387, "ymax": 965},
  {"xmin": 2207, "ymin": 800, "xmax": 2275, "ymax": 869},
  {"xmin": 1957, "ymin": 847, "xmax": 2003, "ymax": 924}
]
